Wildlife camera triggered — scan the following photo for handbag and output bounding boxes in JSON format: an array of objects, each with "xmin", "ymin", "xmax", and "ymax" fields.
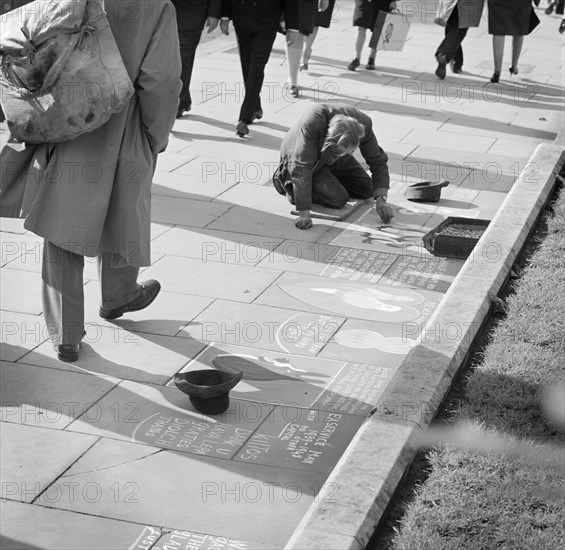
[
  {"xmin": 528, "ymin": 7, "xmax": 540, "ymax": 34},
  {"xmin": 0, "ymin": 0, "xmax": 134, "ymax": 143},
  {"xmin": 369, "ymin": 10, "xmax": 411, "ymax": 51}
]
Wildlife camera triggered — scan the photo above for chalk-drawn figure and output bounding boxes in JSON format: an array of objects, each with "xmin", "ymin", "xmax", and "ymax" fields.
[
  {"xmin": 278, "ymin": 282, "xmax": 425, "ymax": 322},
  {"xmin": 212, "ymin": 354, "xmax": 330, "ymax": 383},
  {"xmin": 333, "ymin": 328, "xmax": 417, "ymax": 354}
]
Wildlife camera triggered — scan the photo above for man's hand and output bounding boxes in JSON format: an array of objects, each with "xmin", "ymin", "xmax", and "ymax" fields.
[
  {"xmin": 206, "ymin": 17, "xmax": 219, "ymax": 33},
  {"xmin": 318, "ymin": 0, "xmax": 330, "ymax": 11},
  {"xmin": 295, "ymin": 210, "xmax": 313, "ymax": 230},
  {"xmin": 375, "ymin": 197, "xmax": 394, "ymax": 224},
  {"xmin": 219, "ymin": 19, "xmax": 229, "ymax": 35}
]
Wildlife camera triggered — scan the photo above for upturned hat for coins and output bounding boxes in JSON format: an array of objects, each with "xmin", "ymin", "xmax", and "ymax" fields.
[
  {"xmin": 174, "ymin": 369, "xmax": 243, "ymax": 415},
  {"xmin": 404, "ymin": 181, "xmax": 449, "ymax": 202}
]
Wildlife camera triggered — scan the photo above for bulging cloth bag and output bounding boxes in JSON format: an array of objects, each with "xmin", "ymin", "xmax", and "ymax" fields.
[{"xmin": 0, "ymin": 0, "xmax": 134, "ymax": 143}]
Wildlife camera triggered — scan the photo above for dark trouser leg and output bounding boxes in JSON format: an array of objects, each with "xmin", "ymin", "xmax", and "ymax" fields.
[
  {"xmin": 42, "ymin": 240, "xmax": 85, "ymax": 346},
  {"xmin": 311, "ymin": 167, "xmax": 350, "ymax": 208},
  {"xmin": 178, "ymin": 29, "xmax": 202, "ymax": 111},
  {"xmin": 435, "ymin": 8, "xmax": 468, "ymax": 63},
  {"xmin": 238, "ymin": 29, "xmax": 277, "ymax": 123},
  {"xmin": 98, "ymin": 253, "xmax": 140, "ymax": 310},
  {"xmin": 329, "ymin": 155, "xmax": 374, "ymax": 198}
]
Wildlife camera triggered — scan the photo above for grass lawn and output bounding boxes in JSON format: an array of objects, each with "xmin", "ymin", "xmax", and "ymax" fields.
[{"xmin": 375, "ymin": 181, "xmax": 565, "ymax": 550}]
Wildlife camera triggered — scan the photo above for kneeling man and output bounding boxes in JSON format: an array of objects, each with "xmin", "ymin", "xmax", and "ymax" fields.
[{"xmin": 273, "ymin": 103, "xmax": 394, "ymax": 229}]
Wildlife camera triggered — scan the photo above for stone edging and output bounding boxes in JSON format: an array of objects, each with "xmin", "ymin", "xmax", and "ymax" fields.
[{"xmin": 285, "ymin": 143, "xmax": 565, "ymax": 549}]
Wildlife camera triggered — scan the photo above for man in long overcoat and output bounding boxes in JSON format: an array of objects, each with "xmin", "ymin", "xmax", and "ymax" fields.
[
  {"xmin": 272, "ymin": 103, "xmax": 394, "ymax": 230},
  {"xmin": 434, "ymin": 0, "xmax": 485, "ymax": 78},
  {"xmin": 0, "ymin": 0, "xmax": 182, "ymax": 361},
  {"xmin": 172, "ymin": 0, "xmax": 222, "ymax": 117}
]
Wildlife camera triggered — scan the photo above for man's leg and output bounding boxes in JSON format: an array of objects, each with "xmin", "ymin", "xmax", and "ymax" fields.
[
  {"xmin": 329, "ymin": 155, "xmax": 374, "ymax": 199},
  {"xmin": 42, "ymin": 240, "xmax": 85, "ymax": 348},
  {"xmin": 98, "ymin": 252, "xmax": 140, "ymax": 311},
  {"xmin": 98, "ymin": 253, "xmax": 161, "ymax": 320},
  {"xmin": 178, "ymin": 29, "xmax": 202, "ymax": 112},
  {"xmin": 311, "ymin": 166, "xmax": 350, "ymax": 208},
  {"xmin": 239, "ymin": 29, "xmax": 277, "ymax": 123}
]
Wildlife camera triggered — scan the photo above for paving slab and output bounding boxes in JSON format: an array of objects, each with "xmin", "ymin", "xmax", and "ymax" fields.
[
  {"xmin": 83, "ymin": 283, "xmax": 213, "ymax": 337},
  {"xmin": 1, "ymin": 422, "xmax": 97, "ymax": 502},
  {"xmin": 176, "ymin": 343, "xmax": 396, "ymax": 415},
  {"xmin": 152, "ymin": 168, "xmax": 237, "ymax": 200},
  {"xmin": 181, "ymin": 299, "xmax": 344, "ymax": 358},
  {"xmin": 22, "ymin": 328, "xmax": 205, "ymax": 385},
  {"xmin": 0, "ymin": 310, "xmax": 47, "ymax": 362},
  {"xmin": 141, "ymin": 254, "xmax": 281, "ymax": 302},
  {"xmin": 42, "ymin": 437, "xmax": 327, "ymax": 547},
  {"xmin": 1, "ymin": 361, "xmax": 117, "ymax": 429},
  {"xmin": 256, "ymin": 239, "xmax": 398, "ymax": 281},
  {"xmin": 1, "ymin": 267, "xmax": 43, "ymax": 315},
  {"xmin": 1, "ymin": 501, "xmax": 162, "ymax": 550}
]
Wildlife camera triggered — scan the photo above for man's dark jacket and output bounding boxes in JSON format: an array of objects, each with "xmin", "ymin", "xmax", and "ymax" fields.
[
  {"xmin": 172, "ymin": 0, "xmax": 222, "ymax": 31},
  {"xmin": 221, "ymin": 0, "xmax": 283, "ymax": 31},
  {"xmin": 279, "ymin": 103, "xmax": 390, "ymax": 211}
]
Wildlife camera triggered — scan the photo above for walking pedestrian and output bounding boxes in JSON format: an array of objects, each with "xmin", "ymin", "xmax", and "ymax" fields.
[
  {"xmin": 487, "ymin": 0, "xmax": 540, "ymax": 83},
  {"xmin": 281, "ymin": 0, "xmax": 328, "ymax": 98},
  {"xmin": 172, "ymin": 0, "xmax": 221, "ymax": 118},
  {"xmin": 272, "ymin": 103, "xmax": 393, "ymax": 230},
  {"xmin": 0, "ymin": 0, "xmax": 182, "ymax": 362},
  {"xmin": 348, "ymin": 0, "xmax": 397, "ymax": 71},
  {"xmin": 300, "ymin": 0, "xmax": 336, "ymax": 71},
  {"xmin": 220, "ymin": 0, "xmax": 284, "ymax": 137},
  {"xmin": 434, "ymin": 0, "xmax": 485, "ymax": 79}
]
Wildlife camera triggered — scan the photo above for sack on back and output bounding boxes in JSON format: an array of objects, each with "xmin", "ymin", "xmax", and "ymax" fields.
[{"xmin": 0, "ymin": 0, "xmax": 134, "ymax": 143}]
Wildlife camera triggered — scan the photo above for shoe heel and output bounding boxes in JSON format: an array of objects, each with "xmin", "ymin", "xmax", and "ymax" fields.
[{"xmin": 490, "ymin": 71, "xmax": 500, "ymax": 83}]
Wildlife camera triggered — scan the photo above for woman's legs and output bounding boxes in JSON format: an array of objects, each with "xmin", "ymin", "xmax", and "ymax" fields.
[
  {"xmin": 492, "ymin": 35, "xmax": 505, "ymax": 73},
  {"xmin": 285, "ymin": 30, "xmax": 304, "ymax": 90},
  {"xmin": 355, "ymin": 27, "xmax": 367, "ymax": 59},
  {"xmin": 348, "ymin": 27, "xmax": 366, "ymax": 69},
  {"xmin": 301, "ymin": 27, "xmax": 319, "ymax": 69},
  {"xmin": 510, "ymin": 35, "xmax": 524, "ymax": 72}
]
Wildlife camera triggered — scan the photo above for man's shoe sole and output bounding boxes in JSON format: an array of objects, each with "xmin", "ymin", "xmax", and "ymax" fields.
[
  {"xmin": 99, "ymin": 282, "xmax": 161, "ymax": 320},
  {"xmin": 55, "ymin": 344, "xmax": 81, "ymax": 362}
]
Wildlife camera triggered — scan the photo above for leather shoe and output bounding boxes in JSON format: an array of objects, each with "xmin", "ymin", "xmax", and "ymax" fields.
[
  {"xmin": 99, "ymin": 280, "xmax": 161, "ymax": 320},
  {"xmin": 347, "ymin": 57, "xmax": 360, "ymax": 71},
  {"xmin": 236, "ymin": 121, "xmax": 249, "ymax": 137},
  {"xmin": 54, "ymin": 343, "xmax": 81, "ymax": 363},
  {"xmin": 251, "ymin": 109, "xmax": 263, "ymax": 122},
  {"xmin": 435, "ymin": 53, "xmax": 447, "ymax": 79}
]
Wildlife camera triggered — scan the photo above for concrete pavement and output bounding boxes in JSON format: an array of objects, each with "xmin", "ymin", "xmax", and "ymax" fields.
[{"xmin": 1, "ymin": 1, "xmax": 564, "ymax": 548}]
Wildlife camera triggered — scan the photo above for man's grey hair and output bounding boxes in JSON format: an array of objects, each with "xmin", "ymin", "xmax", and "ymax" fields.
[{"xmin": 325, "ymin": 114, "xmax": 366, "ymax": 150}]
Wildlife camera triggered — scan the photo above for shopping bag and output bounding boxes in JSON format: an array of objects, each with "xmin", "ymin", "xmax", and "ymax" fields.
[
  {"xmin": 369, "ymin": 10, "xmax": 411, "ymax": 51},
  {"xmin": 434, "ymin": 0, "xmax": 458, "ymax": 27},
  {"xmin": 0, "ymin": 0, "xmax": 134, "ymax": 143}
]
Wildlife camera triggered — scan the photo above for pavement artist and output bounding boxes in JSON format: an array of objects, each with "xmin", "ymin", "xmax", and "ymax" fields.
[
  {"xmin": 0, "ymin": 0, "xmax": 181, "ymax": 362},
  {"xmin": 272, "ymin": 102, "xmax": 394, "ymax": 229}
]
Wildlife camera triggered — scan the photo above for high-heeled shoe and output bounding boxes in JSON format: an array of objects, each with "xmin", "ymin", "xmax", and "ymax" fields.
[
  {"xmin": 299, "ymin": 53, "xmax": 310, "ymax": 71},
  {"xmin": 284, "ymin": 83, "xmax": 299, "ymax": 98},
  {"xmin": 560, "ymin": 18, "xmax": 565, "ymax": 33},
  {"xmin": 490, "ymin": 71, "xmax": 500, "ymax": 83},
  {"xmin": 509, "ymin": 66, "xmax": 519, "ymax": 76}
]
